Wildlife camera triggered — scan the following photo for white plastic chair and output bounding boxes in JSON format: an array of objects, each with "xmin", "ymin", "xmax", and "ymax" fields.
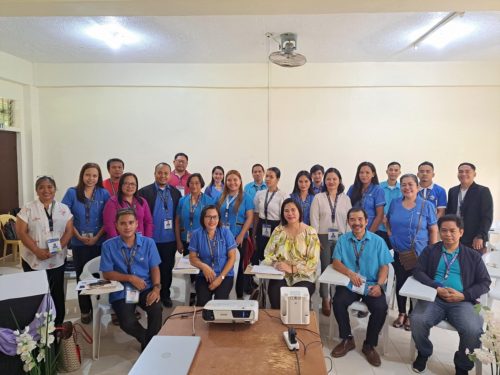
[
  {"xmin": 80, "ymin": 256, "xmax": 112, "ymax": 360},
  {"xmin": 482, "ymin": 251, "xmax": 500, "ymax": 308},
  {"xmin": 228, "ymin": 250, "xmax": 241, "ymax": 300}
]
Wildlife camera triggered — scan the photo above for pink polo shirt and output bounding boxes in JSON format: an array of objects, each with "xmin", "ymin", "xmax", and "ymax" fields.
[{"xmin": 168, "ymin": 171, "xmax": 191, "ymax": 196}]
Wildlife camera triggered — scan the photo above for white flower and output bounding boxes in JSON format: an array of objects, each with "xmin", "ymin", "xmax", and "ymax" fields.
[
  {"xmin": 36, "ymin": 350, "xmax": 45, "ymax": 363},
  {"xmin": 23, "ymin": 360, "xmax": 35, "ymax": 372}
]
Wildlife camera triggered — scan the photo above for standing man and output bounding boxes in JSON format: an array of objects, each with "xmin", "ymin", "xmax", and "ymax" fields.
[
  {"xmin": 410, "ymin": 214, "xmax": 490, "ymax": 374},
  {"xmin": 446, "ymin": 162, "xmax": 493, "ymax": 253},
  {"xmin": 139, "ymin": 163, "xmax": 182, "ymax": 308},
  {"xmin": 103, "ymin": 158, "xmax": 124, "ymax": 196},
  {"xmin": 100, "ymin": 208, "xmax": 163, "ymax": 351},
  {"xmin": 244, "ymin": 163, "xmax": 267, "ymax": 202},
  {"xmin": 378, "ymin": 161, "xmax": 402, "ymax": 248},
  {"xmin": 310, "ymin": 164, "xmax": 325, "ymax": 195},
  {"xmin": 168, "ymin": 152, "xmax": 191, "ymax": 196},
  {"xmin": 417, "ymin": 161, "xmax": 447, "ymax": 218},
  {"xmin": 330, "ymin": 207, "xmax": 393, "ymax": 367}
]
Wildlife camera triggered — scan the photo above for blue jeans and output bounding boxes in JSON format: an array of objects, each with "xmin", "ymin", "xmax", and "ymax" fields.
[{"xmin": 410, "ymin": 298, "xmax": 483, "ymax": 371}]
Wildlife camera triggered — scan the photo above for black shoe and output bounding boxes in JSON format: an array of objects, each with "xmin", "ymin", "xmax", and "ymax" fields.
[
  {"xmin": 455, "ymin": 367, "xmax": 468, "ymax": 375},
  {"xmin": 162, "ymin": 298, "xmax": 173, "ymax": 308},
  {"xmin": 412, "ymin": 353, "xmax": 428, "ymax": 373},
  {"xmin": 189, "ymin": 293, "xmax": 196, "ymax": 306}
]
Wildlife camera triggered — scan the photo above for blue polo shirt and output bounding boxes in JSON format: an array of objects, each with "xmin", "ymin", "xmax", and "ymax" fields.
[
  {"xmin": 387, "ymin": 196, "xmax": 437, "ymax": 255},
  {"xmin": 434, "ymin": 246, "xmax": 463, "ymax": 292},
  {"xmin": 244, "ymin": 182, "xmax": 267, "ymax": 202},
  {"xmin": 418, "ymin": 183, "xmax": 447, "ymax": 212},
  {"xmin": 378, "ymin": 181, "xmax": 402, "ymax": 232},
  {"xmin": 219, "ymin": 193, "xmax": 254, "ymax": 238},
  {"xmin": 100, "ymin": 234, "xmax": 161, "ymax": 303},
  {"xmin": 152, "ymin": 183, "xmax": 175, "ymax": 243},
  {"xmin": 62, "ymin": 187, "xmax": 110, "ymax": 247},
  {"xmin": 176, "ymin": 193, "xmax": 215, "ymax": 242},
  {"xmin": 290, "ymin": 193, "xmax": 314, "ymax": 225},
  {"xmin": 188, "ymin": 227, "xmax": 237, "ymax": 277},
  {"xmin": 347, "ymin": 184, "xmax": 386, "ymax": 230},
  {"xmin": 333, "ymin": 231, "xmax": 393, "ymax": 291},
  {"xmin": 204, "ymin": 184, "xmax": 223, "ymax": 201},
  {"xmin": 312, "ymin": 183, "xmax": 323, "ymax": 195}
]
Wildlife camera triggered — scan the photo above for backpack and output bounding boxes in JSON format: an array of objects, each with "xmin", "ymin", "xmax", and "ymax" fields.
[{"xmin": 1, "ymin": 219, "xmax": 17, "ymax": 240}]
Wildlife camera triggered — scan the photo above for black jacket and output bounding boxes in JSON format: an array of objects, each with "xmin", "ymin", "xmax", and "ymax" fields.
[
  {"xmin": 413, "ymin": 242, "xmax": 490, "ymax": 303},
  {"xmin": 138, "ymin": 183, "xmax": 182, "ymax": 219},
  {"xmin": 446, "ymin": 182, "xmax": 493, "ymax": 246}
]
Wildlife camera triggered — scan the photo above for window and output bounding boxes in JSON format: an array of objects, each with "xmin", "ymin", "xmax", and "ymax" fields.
[{"xmin": 0, "ymin": 98, "xmax": 14, "ymax": 128}]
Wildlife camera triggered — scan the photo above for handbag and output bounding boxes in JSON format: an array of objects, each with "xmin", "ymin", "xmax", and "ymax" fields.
[
  {"xmin": 1, "ymin": 219, "xmax": 17, "ymax": 240},
  {"xmin": 398, "ymin": 200, "xmax": 425, "ymax": 271},
  {"xmin": 56, "ymin": 321, "xmax": 92, "ymax": 373}
]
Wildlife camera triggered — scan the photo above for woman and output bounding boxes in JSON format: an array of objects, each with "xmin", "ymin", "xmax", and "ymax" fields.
[
  {"xmin": 347, "ymin": 162, "xmax": 385, "ymax": 233},
  {"xmin": 216, "ymin": 170, "xmax": 254, "ymax": 298},
  {"xmin": 310, "ymin": 167, "xmax": 352, "ymax": 316},
  {"xmin": 62, "ymin": 163, "xmax": 110, "ymax": 324},
  {"xmin": 263, "ymin": 198, "xmax": 320, "ymax": 309},
  {"xmin": 290, "ymin": 170, "xmax": 315, "ymax": 225},
  {"xmin": 189, "ymin": 205, "xmax": 238, "ymax": 306},
  {"xmin": 16, "ymin": 176, "xmax": 73, "ymax": 325},
  {"xmin": 204, "ymin": 166, "xmax": 224, "ymax": 200},
  {"xmin": 387, "ymin": 173, "xmax": 438, "ymax": 330},
  {"xmin": 253, "ymin": 167, "xmax": 289, "ymax": 264},
  {"xmin": 175, "ymin": 173, "xmax": 215, "ymax": 253},
  {"xmin": 103, "ymin": 173, "xmax": 153, "ymax": 239}
]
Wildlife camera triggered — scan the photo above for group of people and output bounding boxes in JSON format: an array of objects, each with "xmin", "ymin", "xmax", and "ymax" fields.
[{"xmin": 14, "ymin": 153, "xmax": 494, "ymax": 372}]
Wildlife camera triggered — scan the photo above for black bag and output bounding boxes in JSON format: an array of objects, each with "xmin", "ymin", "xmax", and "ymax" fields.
[{"xmin": 1, "ymin": 219, "xmax": 17, "ymax": 240}]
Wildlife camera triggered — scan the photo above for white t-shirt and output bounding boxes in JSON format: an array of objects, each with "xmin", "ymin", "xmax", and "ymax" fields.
[
  {"xmin": 310, "ymin": 192, "xmax": 352, "ymax": 234},
  {"xmin": 17, "ymin": 200, "xmax": 73, "ymax": 270},
  {"xmin": 254, "ymin": 189, "xmax": 289, "ymax": 221}
]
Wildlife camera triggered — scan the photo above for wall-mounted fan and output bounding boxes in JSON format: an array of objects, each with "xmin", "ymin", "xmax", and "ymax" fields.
[{"xmin": 268, "ymin": 32, "xmax": 306, "ymax": 68}]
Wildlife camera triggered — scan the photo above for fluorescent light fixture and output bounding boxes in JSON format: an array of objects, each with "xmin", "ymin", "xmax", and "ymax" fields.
[{"xmin": 87, "ymin": 22, "xmax": 139, "ymax": 49}]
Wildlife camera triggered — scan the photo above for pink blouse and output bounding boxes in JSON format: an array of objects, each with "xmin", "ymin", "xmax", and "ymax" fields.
[{"xmin": 103, "ymin": 196, "xmax": 153, "ymax": 239}]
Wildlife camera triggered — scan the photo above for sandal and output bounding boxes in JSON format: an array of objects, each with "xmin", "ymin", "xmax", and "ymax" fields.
[
  {"xmin": 404, "ymin": 316, "xmax": 411, "ymax": 331},
  {"xmin": 392, "ymin": 313, "xmax": 406, "ymax": 328}
]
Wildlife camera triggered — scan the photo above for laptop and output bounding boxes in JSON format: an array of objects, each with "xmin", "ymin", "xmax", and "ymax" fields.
[{"xmin": 128, "ymin": 336, "xmax": 201, "ymax": 375}]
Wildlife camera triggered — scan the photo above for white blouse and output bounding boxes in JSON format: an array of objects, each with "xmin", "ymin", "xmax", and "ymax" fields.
[
  {"xmin": 17, "ymin": 200, "xmax": 73, "ymax": 270},
  {"xmin": 310, "ymin": 192, "xmax": 352, "ymax": 235},
  {"xmin": 254, "ymin": 189, "xmax": 289, "ymax": 221}
]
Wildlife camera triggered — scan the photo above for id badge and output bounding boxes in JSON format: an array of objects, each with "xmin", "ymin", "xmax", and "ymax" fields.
[
  {"xmin": 262, "ymin": 224, "xmax": 272, "ymax": 238},
  {"xmin": 351, "ymin": 275, "xmax": 367, "ymax": 295},
  {"xmin": 328, "ymin": 228, "xmax": 339, "ymax": 241},
  {"xmin": 177, "ymin": 186, "xmax": 185, "ymax": 196},
  {"xmin": 164, "ymin": 219, "xmax": 173, "ymax": 230},
  {"xmin": 47, "ymin": 237, "xmax": 62, "ymax": 254},
  {"xmin": 125, "ymin": 285, "xmax": 140, "ymax": 304},
  {"xmin": 81, "ymin": 232, "xmax": 93, "ymax": 238},
  {"xmin": 186, "ymin": 231, "xmax": 192, "ymax": 243}
]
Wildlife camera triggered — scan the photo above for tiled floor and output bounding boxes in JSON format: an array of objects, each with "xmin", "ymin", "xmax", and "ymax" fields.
[{"xmin": 1, "ymin": 258, "xmax": 496, "ymax": 375}]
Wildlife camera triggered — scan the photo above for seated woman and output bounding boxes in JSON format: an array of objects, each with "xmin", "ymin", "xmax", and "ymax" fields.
[
  {"xmin": 188, "ymin": 205, "xmax": 238, "ymax": 306},
  {"xmin": 263, "ymin": 198, "xmax": 320, "ymax": 309}
]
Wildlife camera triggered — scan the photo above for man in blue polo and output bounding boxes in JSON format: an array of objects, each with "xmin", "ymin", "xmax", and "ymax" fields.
[
  {"xmin": 330, "ymin": 207, "xmax": 393, "ymax": 367},
  {"xmin": 417, "ymin": 161, "xmax": 447, "ymax": 218},
  {"xmin": 100, "ymin": 208, "xmax": 162, "ymax": 351},
  {"xmin": 310, "ymin": 164, "xmax": 325, "ymax": 194},
  {"xmin": 378, "ymin": 161, "xmax": 402, "ymax": 248},
  {"xmin": 411, "ymin": 214, "xmax": 490, "ymax": 374},
  {"xmin": 243, "ymin": 163, "xmax": 267, "ymax": 201}
]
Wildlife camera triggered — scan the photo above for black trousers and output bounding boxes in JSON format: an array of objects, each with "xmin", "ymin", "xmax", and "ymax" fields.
[
  {"xmin": 156, "ymin": 241, "xmax": 177, "ymax": 302},
  {"xmin": 332, "ymin": 286, "xmax": 388, "ymax": 347},
  {"xmin": 252, "ymin": 219, "xmax": 280, "ymax": 264},
  {"xmin": 375, "ymin": 230, "xmax": 392, "ymax": 251},
  {"xmin": 195, "ymin": 276, "xmax": 234, "ymax": 306},
  {"xmin": 22, "ymin": 260, "xmax": 66, "ymax": 325},
  {"xmin": 393, "ymin": 252, "xmax": 414, "ymax": 315},
  {"xmin": 72, "ymin": 245, "xmax": 101, "ymax": 314},
  {"xmin": 268, "ymin": 279, "xmax": 315, "ymax": 309},
  {"xmin": 111, "ymin": 289, "xmax": 162, "ymax": 350}
]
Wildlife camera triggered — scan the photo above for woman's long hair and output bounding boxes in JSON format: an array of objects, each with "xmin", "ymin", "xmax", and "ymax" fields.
[
  {"xmin": 117, "ymin": 172, "xmax": 144, "ymax": 206},
  {"xmin": 217, "ymin": 170, "xmax": 244, "ymax": 214},
  {"xmin": 350, "ymin": 162, "xmax": 379, "ymax": 206},
  {"xmin": 76, "ymin": 162, "xmax": 104, "ymax": 203}
]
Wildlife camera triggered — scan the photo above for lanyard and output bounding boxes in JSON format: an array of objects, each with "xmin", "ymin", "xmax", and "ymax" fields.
[
  {"xmin": 442, "ymin": 251, "xmax": 459, "ymax": 280},
  {"xmin": 205, "ymin": 230, "xmax": 219, "ymax": 269},
  {"xmin": 158, "ymin": 187, "xmax": 171, "ymax": 214},
  {"xmin": 84, "ymin": 188, "xmax": 96, "ymax": 225},
  {"xmin": 326, "ymin": 192, "xmax": 339, "ymax": 225},
  {"xmin": 224, "ymin": 195, "xmax": 237, "ymax": 224},
  {"xmin": 351, "ymin": 239, "xmax": 366, "ymax": 273},
  {"xmin": 189, "ymin": 193, "xmax": 202, "ymax": 227},
  {"xmin": 123, "ymin": 199, "xmax": 136, "ymax": 210},
  {"xmin": 44, "ymin": 201, "xmax": 55, "ymax": 232},
  {"xmin": 264, "ymin": 190, "xmax": 276, "ymax": 221},
  {"xmin": 120, "ymin": 244, "xmax": 138, "ymax": 274}
]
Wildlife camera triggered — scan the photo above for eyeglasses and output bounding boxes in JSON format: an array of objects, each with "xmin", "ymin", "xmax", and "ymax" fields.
[
  {"xmin": 204, "ymin": 215, "xmax": 219, "ymax": 221},
  {"xmin": 123, "ymin": 182, "xmax": 137, "ymax": 187}
]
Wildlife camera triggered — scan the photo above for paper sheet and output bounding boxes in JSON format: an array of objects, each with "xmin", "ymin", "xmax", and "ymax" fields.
[
  {"xmin": 251, "ymin": 265, "xmax": 285, "ymax": 276},
  {"xmin": 174, "ymin": 257, "xmax": 198, "ymax": 270}
]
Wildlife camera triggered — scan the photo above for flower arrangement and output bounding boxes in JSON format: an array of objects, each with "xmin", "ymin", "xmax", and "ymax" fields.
[{"xmin": 469, "ymin": 305, "xmax": 500, "ymax": 375}]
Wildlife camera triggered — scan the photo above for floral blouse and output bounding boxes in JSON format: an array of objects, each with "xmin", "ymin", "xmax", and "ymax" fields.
[{"xmin": 263, "ymin": 224, "xmax": 320, "ymax": 286}]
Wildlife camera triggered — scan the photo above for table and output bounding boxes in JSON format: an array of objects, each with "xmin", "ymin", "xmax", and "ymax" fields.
[
  {"xmin": 159, "ymin": 306, "xmax": 327, "ymax": 375},
  {"xmin": 173, "ymin": 255, "xmax": 200, "ymax": 305},
  {"xmin": 244, "ymin": 265, "xmax": 284, "ymax": 308},
  {"xmin": 398, "ymin": 276, "xmax": 436, "ymax": 302}
]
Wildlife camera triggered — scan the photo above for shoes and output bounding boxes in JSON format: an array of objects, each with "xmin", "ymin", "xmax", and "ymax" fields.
[
  {"xmin": 81, "ymin": 312, "xmax": 92, "ymax": 324},
  {"xmin": 189, "ymin": 293, "xmax": 196, "ymax": 306},
  {"xmin": 455, "ymin": 367, "xmax": 468, "ymax": 375},
  {"xmin": 331, "ymin": 337, "xmax": 355, "ymax": 358},
  {"xmin": 393, "ymin": 313, "xmax": 406, "ymax": 328},
  {"xmin": 404, "ymin": 316, "xmax": 411, "ymax": 331},
  {"xmin": 162, "ymin": 297, "xmax": 173, "ymax": 308},
  {"xmin": 412, "ymin": 353, "xmax": 428, "ymax": 373},
  {"xmin": 322, "ymin": 298, "xmax": 331, "ymax": 317},
  {"xmin": 362, "ymin": 343, "xmax": 381, "ymax": 367}
]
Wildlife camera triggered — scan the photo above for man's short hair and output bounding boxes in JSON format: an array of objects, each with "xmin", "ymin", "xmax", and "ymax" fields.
[
  {"xmin": 154, "ymin": 162, "xmax": 171, "ymax": 172},
  {"xmin": 347, "ymin": 207, "xmax": 368, "ymax": 220},
  {"xmin": 107, "ymin": 158, "xmax": 124, "ymax": 171},
  {"xmin": 310, "ymin": 164, "xmax": 324, "ymax": 175},
  {"xmin": 438, "ymin": 214, "xmax": 464, "ymax": 230},
  {"xmin": 251, "ymin": 163, "xmax": 265, "ymax": 172},
  {"xmin": 418, "ymin": 161, "xmax": 434, "ymax": 170},
  {"xmin": 458, "ymin": 162, "xmax": 476, "ymax": 171},
  {"xmin": 115, "ymin": 208, "xmax": 137, "ymax": 222},
  {"xmin": 387, "ymin": 161, "xmax": 401, "ymax": 168},
  {"xmin": 174, "ymin": 152, "xmax": 189, "ymax": 161}
]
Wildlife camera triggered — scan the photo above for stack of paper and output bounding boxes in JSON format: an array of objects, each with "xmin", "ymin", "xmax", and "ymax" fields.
[
  {"xmin": 174, "ymin": 257, "xmax": 198, "ymax": 270},
  {"xmin": 251, "ymin": 265, "xmax": 285, "ymax": 276}
]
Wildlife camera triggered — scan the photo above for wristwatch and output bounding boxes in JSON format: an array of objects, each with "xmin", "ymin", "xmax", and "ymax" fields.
[
  {"xmin": 220, "ymin": 275, "xmax": 225, "ymax": 280},
  {"xmin": 153, "ymin": 283, "xmax": 162, "ymax": 290}
]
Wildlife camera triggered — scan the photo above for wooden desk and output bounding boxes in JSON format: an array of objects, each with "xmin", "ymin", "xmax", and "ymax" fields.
[{"xmin": 159, "ymin": 306, "xmax": 327, "ymax": 375}]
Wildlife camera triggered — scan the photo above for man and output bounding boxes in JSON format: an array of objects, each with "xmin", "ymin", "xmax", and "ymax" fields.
[
  {"xmin": 243, "ymin": 163, "xmax": 267, "ymax": 201},
  {"xmin": 139, "ymin": 163, "xmax": 182, "ymax": 308},
  {"xmin": 446, "ymin": 162, "xmax": 493, "ymax": 253},
  {"xmin": 330, "ymin": 207, "xmax": 393, "ymax": 367},
  {"xmin": 310, "ymin": 164, "xmax": 324, "ymax": 195},
  {"xmin": 411, "ymin": 214, "xmax": 490, "ymax": 374},
  {"xmin": 378, "ymin": 161, "xmax": 402, "ymax": 248},
  {"xmin": 103, "ymin": 158, "xmax": 124, "ymax": 196},
  {"xmin": 167, "ymin": 152, "xmax": 191, "ymax": 196},
  {"xmin": 100, "ymin": 208, "xmax": 162, "ymax": 351},
  {"xmin": 417, "ymin": 161, "xmax": 447, "ymax": 218}
]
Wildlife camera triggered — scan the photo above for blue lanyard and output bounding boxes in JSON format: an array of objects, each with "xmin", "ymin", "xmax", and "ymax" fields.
[
  {"xmin": 44, "ymin": 201, "xmax": 55, "ymax": 232},
  {"xmin": 224, "ymin": 195, "xmax": 237, "ymax": 225},
  {"xmin": 120, "ymin": 244, "xmax": 138, "ymax": 274},
  {"xmin": 351, "ymin": 239, "xmax": 366, "ymax": 273},
  {"xmin": 158, "ymin": 187, "xmax": 171, "ymax": 214},
  {"xmin": 442, "ymin": 250, "xmax": 459, "ymax": 280},
  {"xmin": 84, "ymin": 188, "xmax": 96, "ymax": 225},
  {"xmin": 189, "ymin": 193, "xmax": 202, "ymax": 228},
  {"xmin": 205, "ymin": 230, "xmax": 220, "ymax": 269},
  {"xmin": 327, "ymin": 192, "xmax": 339, "ymax": 224},
  {"xmin": 264, "ymin": 190, "xmax": 276, "ymax": 222}
]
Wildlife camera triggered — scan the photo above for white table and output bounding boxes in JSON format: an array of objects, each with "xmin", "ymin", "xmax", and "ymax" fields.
[
  {"xmin": 318, "ymin": 265, "xmax": 350, "ymax": 286},
  {"xmin": 172, "ymin": 255, "xmax": 200, "ymax": 306},
  {"xmin": 398, "ymin": 276, "xmax": 437, "ymax": 302}
]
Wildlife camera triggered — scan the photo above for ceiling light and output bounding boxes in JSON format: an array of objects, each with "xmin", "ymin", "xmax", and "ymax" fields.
[{"xmin": 86, "ymin": 22, "xmax": 139, "ymax": 49}]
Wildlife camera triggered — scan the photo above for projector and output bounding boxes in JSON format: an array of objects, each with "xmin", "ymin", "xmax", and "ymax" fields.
[
  {"xmin": 202, "ymin": 300, "xmax": 259, "ymax": 324},
  {"xmin": 280, "ymin": 287, "xmax": 310, "ymax": 325}
]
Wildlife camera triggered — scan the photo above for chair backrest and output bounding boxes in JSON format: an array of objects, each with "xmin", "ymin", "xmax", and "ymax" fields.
[
  {"xmin": 483, "ymin": 251, "xmax": 500, "ymax": 265},
  {"xmin": 0, "ymin": 214, "xmax": 16, "ymax": 226},
  {"xmin": 229, "ymin": 250, "xmax": 241, "ymax": 299},
  {"xmin": 384, "ymin": 263, "xmax": 395, "ymax": 304},
  {"xmin": 0, "ymin": 270, "xmax": 48, "ymax": 300},
  {"xmin": 81, "ymin": 256, "xmax": 102, "ymax": 280}
]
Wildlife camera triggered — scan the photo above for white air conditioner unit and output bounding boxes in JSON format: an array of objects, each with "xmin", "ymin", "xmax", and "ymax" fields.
[{"xmin": 280, "ymin": 287, "xmax": 310, "ymax": 325}]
